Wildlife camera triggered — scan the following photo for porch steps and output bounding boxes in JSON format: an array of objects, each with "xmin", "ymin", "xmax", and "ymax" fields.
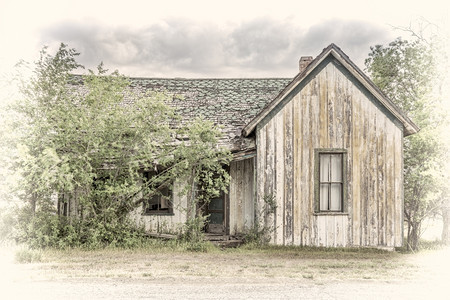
[
  {"xmin": 204, "ymin": 234, "xmax": 244, "ymax": 248},
  {"xmin": 145, "ymin": 232, "xmax": 244, "ymax": 247},
  {"xmin": 145, "ymin": 232, "xmax": 177, "ymax": 240}
]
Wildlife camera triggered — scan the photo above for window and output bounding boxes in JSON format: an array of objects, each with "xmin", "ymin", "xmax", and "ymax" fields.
[
  {"xmin": 314, "ymin": 149, "xmax": 347, "ymax": 213},
  {"xmin": 143, "ymin": 170, "xmax": 173, "ymax": 215}
]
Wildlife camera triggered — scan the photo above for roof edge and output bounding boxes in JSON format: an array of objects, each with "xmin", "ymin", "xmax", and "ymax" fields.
[{"xmin": 242, "ymin": 43, "xmax": 419, "ymax": 137}]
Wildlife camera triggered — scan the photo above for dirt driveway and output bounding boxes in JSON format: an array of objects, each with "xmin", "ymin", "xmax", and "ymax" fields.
[{"xmin": 1, "ymin": 246, "xmax": 449, "ymax": 299}]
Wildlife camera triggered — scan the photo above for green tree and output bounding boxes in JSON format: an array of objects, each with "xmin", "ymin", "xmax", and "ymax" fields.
[
  {"xmin": 11, "ymin": 43, "xmax": 231, "ymax": 248},
  {"xmin": 365, "ymin": 38, "xmax": 444, "ymax": 251}
]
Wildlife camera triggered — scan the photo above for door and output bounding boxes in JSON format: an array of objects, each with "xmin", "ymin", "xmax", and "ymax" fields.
[{"xmin": 206, "ymin": 192, "xmax": 226, "ymax": 234}]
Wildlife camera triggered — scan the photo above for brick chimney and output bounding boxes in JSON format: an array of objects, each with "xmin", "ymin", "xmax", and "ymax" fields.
[{"xmin": 299, "ymin": 56, "xmax": 313, "ymax": 72}]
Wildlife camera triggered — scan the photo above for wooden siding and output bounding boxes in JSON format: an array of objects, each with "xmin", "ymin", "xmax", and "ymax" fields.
[
  {"xmin": 133, "ymin": 159, "xmax": 255, "ymax": 236},
  {"xmin": 256, "ymin": 61, "xmax": 404, "ymax": 248},
  {"xmin": 131, "ymin": 180, "xmax": 188, "ymax": 234},
  {"xmin": 229, "ymin": 158, "xmax": 255, "ymax": 235}
]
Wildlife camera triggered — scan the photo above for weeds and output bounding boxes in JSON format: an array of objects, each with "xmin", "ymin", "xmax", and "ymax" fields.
[
  {"xmin": 396, "ymin": 238, "xmax": 447, "ymax": 253},
  {"xmin": 15, "ymin": 247, "xmax": 42, "ymax": 263},
  {"xmin": 243, "ymin": 193, "xmax": 277, "ymax": 245}
]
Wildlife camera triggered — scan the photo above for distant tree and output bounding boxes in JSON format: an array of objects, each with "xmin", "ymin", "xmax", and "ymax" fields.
[
  {"xmin": 365, "ymin": 38, "xmax": 445, "ymax": 250},
  {"xmin": 12, "ymin": 44, "xmax": 231, "ymax": 248}
]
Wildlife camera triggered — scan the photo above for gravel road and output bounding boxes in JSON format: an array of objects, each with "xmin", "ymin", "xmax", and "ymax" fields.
[
  {"xmin": 3, "ymin": 277, "xmax": 447, "ymax": 300},
  {"xmin": 1, "ymin": 247, "xmax": 448, "ymax": 299}
]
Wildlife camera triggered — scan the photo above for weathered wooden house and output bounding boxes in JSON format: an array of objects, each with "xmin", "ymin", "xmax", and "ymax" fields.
[{"xmin": 128, "ymin": 44, "xmax": 418, "ymax": 248}]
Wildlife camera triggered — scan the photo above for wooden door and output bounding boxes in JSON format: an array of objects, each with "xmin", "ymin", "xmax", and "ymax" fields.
[{"xmin": 206, "ymin": 192, "xmax": 226, "ymax": 234}]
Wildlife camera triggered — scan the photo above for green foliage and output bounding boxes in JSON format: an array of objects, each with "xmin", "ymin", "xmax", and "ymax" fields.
[
  {"xmin": 365, "ymin": 38, "xmax": 445, "ymax": 251},
  {"xmin": 11, "ymin": 43, "xmax": 231, "ymax": 249},
  {"xmin": 167, "ymin": 118, "xmax": 232, "ymax": 245},
  {"xmin": 177, "ymin": 215, "xmax": 212, "ymax": 252},
  {"xmin": 14, "ymin": 44, "xmax": 177, "ymax": 221},
  {"xmin": 13, "ymin": 204, "xmax": 149, "ymax": 249},
  {"xmin": 365, "ymin": 39, "xmax": 435, "ymax": 118}
]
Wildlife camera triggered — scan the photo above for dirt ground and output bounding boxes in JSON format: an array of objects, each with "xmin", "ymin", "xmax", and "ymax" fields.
[{"xmin": 1, "ymin": 246, "xmax": 449, "ymax": 299}]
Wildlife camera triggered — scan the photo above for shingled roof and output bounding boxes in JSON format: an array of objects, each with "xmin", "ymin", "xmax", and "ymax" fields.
[{"xmin": 127, "ymin": 77, "xmax": 292, "ymax": 152}]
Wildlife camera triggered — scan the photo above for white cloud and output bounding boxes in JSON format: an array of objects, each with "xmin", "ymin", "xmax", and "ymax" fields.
[
  {"xmin": 1, "ymin": 0, "xmax": 448, "ymax": 78},
  {"xmin": 36, "ymin": 17, "xmax": 395, "ymax": 77}
]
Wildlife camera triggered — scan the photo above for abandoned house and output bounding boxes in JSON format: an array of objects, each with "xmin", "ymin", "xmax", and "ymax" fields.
[{"xmin": 93, "ymin": 44, "xmax": 419, "ymax": 248}]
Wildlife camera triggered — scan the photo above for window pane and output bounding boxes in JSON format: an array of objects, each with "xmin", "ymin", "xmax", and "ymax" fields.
[
  {"xmin": 330, "ymin": 183, "xmax": 342, "ymax": 211},
  {"xmin": 160, "ymin": 187, "xmax": 170, "ymax": 209},
  {"xmin": 320, "ymin": 184, "xmax": 329, "ymax": 211},
  {"xmin": 148, "ymin": 194, "xmax": 160, "ymax": 210},
  {"xmin": 320, "ymin": 154, "xmax": 330, "ymax": 182},
  {"xmin": 209, "ymin": 212, "xmax": 223, "ymax": 225},
  {"xmin": 331, "ymin": 154, "xmax": 342, "ymax": 182},
  {"xmin": 209, "ymin": 195, "xmax": 224, "ymax": 210}
]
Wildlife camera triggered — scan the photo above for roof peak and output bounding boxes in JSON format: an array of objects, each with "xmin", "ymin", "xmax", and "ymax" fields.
[{"xmin": 242, "ymin": 43, "xmax": 419, "ymax": 137}]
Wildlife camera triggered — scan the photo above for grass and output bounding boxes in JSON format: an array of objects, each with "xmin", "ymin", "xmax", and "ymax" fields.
[{"xmin": 15, "ymin": 242, "xmax": 424, "ymax": 282}]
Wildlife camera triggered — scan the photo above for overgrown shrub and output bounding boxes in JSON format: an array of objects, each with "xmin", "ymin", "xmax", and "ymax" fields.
[
  {"xmin": 14, "ymin": 205, "xmax": 149, "ymax": 249},
  {"xmin": 178, "ymin": 216, "xmax": 212, "ymax": 252}
]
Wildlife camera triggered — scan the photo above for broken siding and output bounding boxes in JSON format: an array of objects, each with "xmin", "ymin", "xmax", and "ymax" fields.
[{"xmin": 256, "ymin": 60, "xmax": 404, "ymax": 247}]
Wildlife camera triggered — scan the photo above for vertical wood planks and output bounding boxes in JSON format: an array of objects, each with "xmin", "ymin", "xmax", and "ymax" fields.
[
  {"xmin": 275, "ymin": 111, "xmax": 285, "ymax": 244},
  {"xmin": 293, "ymin": 93, "xmax": 302, "ymax": 245},
  {"xmin": 302, "ymin": 80, "xmax": 312, "ymax": 245},
  {"xmin": 284, "ymin": 100, "xmax": 294, "ymax": 245},
  {"xmin": 265, "ymin": 120, "xmax": 275, "ymax": 243},
  {"xmin": 244, "ymin": 158, "xmax": 255, "ymax": 231},
  {"xmin": 229, "ymin": 161, "xmax": 237, "ymax": 235},
  {"xmin": 236, "ymin": 159, "xmax": 243, "ymax": 233},
  {"xmin": 252, "ymin": 60, "xmax": 405, "ymax": 248},
  {"xmin": 368, "ymin": 100, "xmax": 378, "ymax": 246},
  {"xmin": 394, "ymin": 127, "xmax": 402, "ymax": 247},
  {"xmin": 376, "ymin": 111, "xmax": 386, "ymax": 246},
  {"xmin": 343, "ymin": 74, "xmax": 353, "ymax": 246},
  {"xmin": 385, "ymin": 120, "xmax": 395, "ymax": 247},
  {"xmin": 228, "ymin": 158, "xmax": 255, "ymax": 235},
  {"xmin": 257, "ymin": 127, "xmax": 266, "ymax": 234},
  {"xmin": 351, "ymin": 83, "xmax": 362, "ymax": 246}
]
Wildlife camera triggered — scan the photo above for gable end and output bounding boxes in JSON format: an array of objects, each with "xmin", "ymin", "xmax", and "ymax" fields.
[{"xmin": 242, "ymin": 44, "xmax": 419, "ymax": 137}]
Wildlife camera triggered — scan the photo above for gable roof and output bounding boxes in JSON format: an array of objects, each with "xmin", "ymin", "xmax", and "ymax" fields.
[
  {"xmin": 129, "ymin": 78, "xmax": 292, "ymax": 151},
  {"xmin": 70, "ymin": 76, "xmax": 291, "ymax": 152},
  {"xmin": 242, "ymin": 43, "xmax": 419, "ymax": 137}
]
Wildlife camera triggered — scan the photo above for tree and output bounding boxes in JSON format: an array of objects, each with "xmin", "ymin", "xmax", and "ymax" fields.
[
  {"xmin": 12, "ymin": 44, "xmax": 231, "ymax": 248},
  {"xmin": 365, "ymin": 38, "xmax": 444, "ymax": 250}
]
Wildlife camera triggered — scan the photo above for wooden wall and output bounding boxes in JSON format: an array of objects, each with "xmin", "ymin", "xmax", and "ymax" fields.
[
  {"xmin": 132, "ymin": 159, "xmax": 256, "ymax": 236},
  {"xmin": 256, "ymin": 60, "xmax": 404, "ymax": 248},
  {"xmin": 229, "ymin": 158, "xmax": 255, "ymax": 235},
  {"xmin": 131, "ymin": 180, "xmax": 188, "ymax": 234}
]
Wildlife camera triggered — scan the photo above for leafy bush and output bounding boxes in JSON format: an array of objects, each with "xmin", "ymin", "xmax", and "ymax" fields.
[
  {"xmin": 178, "ymin": 216, "xmax": 212, "ymax": 252},
  {"xmin": 14, "ymin": 205, "xmax": 149, "ymax": 249}
]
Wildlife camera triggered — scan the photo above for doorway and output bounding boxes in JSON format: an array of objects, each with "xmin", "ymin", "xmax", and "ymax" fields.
[{"xmin": 205, "ymin": 191, "xmax": 226, "ymax": 234}]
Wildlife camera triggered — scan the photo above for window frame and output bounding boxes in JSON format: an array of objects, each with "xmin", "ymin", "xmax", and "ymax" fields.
[
  {"xmin": 314, "ymin": 148, "xmax": 348, "ymax": 214},
  {"xmin": 142, "ymin": 170, "xmax": 174, "ymax": 216}
]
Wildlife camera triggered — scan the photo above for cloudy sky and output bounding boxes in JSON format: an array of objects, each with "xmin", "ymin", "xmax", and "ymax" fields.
[{"xmin": 0, "ymin": 0, "xmax": 448, "ymax": 78}]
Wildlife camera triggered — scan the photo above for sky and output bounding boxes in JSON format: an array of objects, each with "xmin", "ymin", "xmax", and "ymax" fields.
[{"xmin": 0, "ymin": 0, "xmax": 449, "ymax": 79}]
